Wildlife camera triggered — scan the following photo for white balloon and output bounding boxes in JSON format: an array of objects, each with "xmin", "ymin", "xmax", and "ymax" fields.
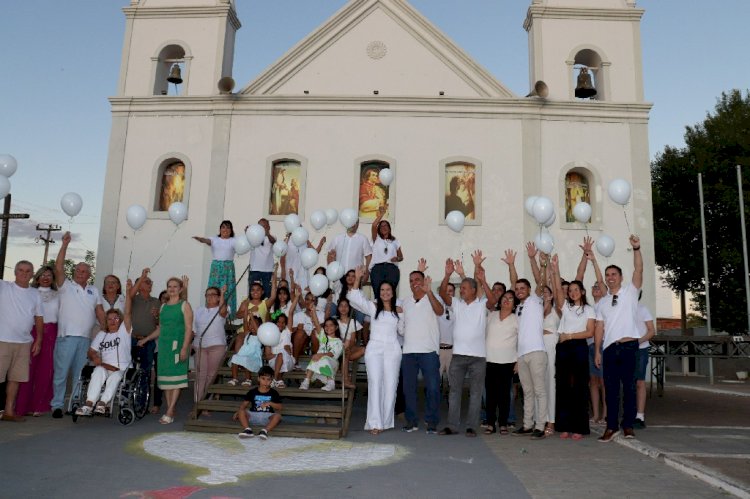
[
  {"xmin": 596, "ymin": 235, "xmax": 616, "ymax": 258},
  {"xmin": 445, "ymin": 210, "xmax": 465, "ymax": 233},
  {"xmin": 283, "ymin": 213, "xmax": 301, "ymax": 234},
  {"xmin": 534, "ymin": 232, "xmax": 555, "ymax": 254},
  {"xmin": 532, "ymin": 197, "xmax": 554, "ymax": 225},
  {"xmin": 309, "ymin": 274, "xmax": 329, "ymax": 297},
  {"xmin": 525, "ymin": 196, "xmax": 539, "ymax": 217},
  {"xmin": 257, "ymin": 322, "xmax": 281, "ymax": 347},
  {"xmin": 0, "ymin": 176, "xmax": 9, "ymax": 199},
  {"xmin": 233, "ymin": 234, "xmax": 252, "ymax": 255},
  {"xmin": 326, "ymin": 261, "xmax": 344, "ymax": 282},
  {"xmin": 272, "ymin": 240, "xmax": 288, "ymax": 258},
  {"xmin": 0, "ymin": 154, "xmax": 18, "ymax": 178},
  {"xmin": 60, "ymin": 192, "xmax": 83, "ymax": 218},
  {"xmin": 246, "ymin": 224, "xmax": 266, "ymax": 248},
  {"xmin": 325, "ymin": 208, "xmax": 338, "ymax": 226},
  {"xmin": 339, "ymin": 208, "xmax": 358, "ymax": 229},
  {"xmin": 378, "ymin": 168, "xmax": 394, "ymax": 186},
  {"xmin": 167, "ymin": 201, "xmax": 187, "ymax": 225},
  {"xmin": 300, "ymin": 248, "xmax": 319, "ymax": 270},
  {"xmin": 126, "ymin": 204, "xmax": 147, "ymax": 231},
  {"xmin": 291, "ymin": 226, "xmax": 309, "ymax": 247},
  {"xmin": 608, "ymin": 179, "xmax": 632, "ymax": 206},
  {"xmin": 572, "ymin": 202, "xmax": 592, "ymax": 224},
  {"xmin": 543, "ymin": 210, "xmax": 556, "ymax": 228},
  {"xmin": 310, "ymin": 210, "xmax": 327, "ymax": 231}
]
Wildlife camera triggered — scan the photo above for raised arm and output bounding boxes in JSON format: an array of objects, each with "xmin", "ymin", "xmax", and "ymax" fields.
[
  {"xmin": 130, "ymin": 267, "xmax": 150, "ymax": 299},
  {"xmin": 526, "ymin": 242, "xmax": 543, "ymax": 288},
  {"xmin": 218, "ymin": 285, "xmax": 229, "ymax": 318},
  {"xmin": 289, "ymin": 284, "xmax": 302, "ymax": 314},
  {"xmin": 476, "ymin": 266, "xmax": 498, "ymax": 311},
  {"xmin": 587, "ymin": 249, "xmax": 606, "ymax": 293},
  {"xmin": 264, "ymin": 264, "xmax": 279, "ymax": 308},
  {"xmin": 346, "ymin": 265, "xmax": 377, "ymax": 316},
  {"xmin": 471, "ymin": 250, "xmax": 486, "ymax": 298},
  {"xmin": 501, "ymin": 249, "xmax": 518, "ymax": 288},
  {"xmin": 438, "ymin": 258, "xmax": 455, "ymax": 307},
  {"xmin": 309, "ymin": 301, "xmax": 322, "ymax": 334},
  {"xmin": 371, "ymin": 212, "xmax": 383, "ymax": 241},
  {"xmin": 313, "ymin": 237, "xmax": 326, "ymax": 254},
  {"xmin": 550, "ymin": 255, "xmax": 564, "ymax": 315},
  {"xmin": 574, "ymin": 236, "xmax": 594, "ymax": 282},
  {"xmin": 124, "ymin": 279, "xmax": 133, "ymax": 332},
  {"xmin": 631, "ymin": 235, "xmax": 643, "ymax": 290},
  {"xmin": 422, "ymin": 275, "xmax": 444, "ymax": 316},
  {"xmin": 54, "ymin": 231, "xmax": 71, "ymax": 288}
]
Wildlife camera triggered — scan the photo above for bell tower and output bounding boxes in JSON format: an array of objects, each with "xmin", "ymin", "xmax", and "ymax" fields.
[
  {"xmin": 524, "ymin": 0, "xmax": 645, "ymax": 102},
  {"xmin": 117, "ymin": 0, "xmax": 240, "ymax": 96}
]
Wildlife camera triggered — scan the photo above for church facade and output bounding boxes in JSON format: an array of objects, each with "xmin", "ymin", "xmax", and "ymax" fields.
[{"xmin": 98, "ymin": 0, "xmax": 654, "ymax": 305}]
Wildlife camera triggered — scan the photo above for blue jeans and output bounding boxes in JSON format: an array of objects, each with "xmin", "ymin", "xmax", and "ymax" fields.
[
  {"xmin": 634, "ymin": 347, "xmax": 649, "ymax": 381},
  {"xmin": 603, "ymin": 340, "xmax": 638, "ymax": 431},
  {"xmin": 51, "ymin": 336, "xmax": 90, "ymax": 410},
  {"xmin": 249, "ymin": 271, "xmax": 272, "ymax": 299},
  {"xmin": 401, "ymin": 352, "xmax": 441, "ymax": 427}
]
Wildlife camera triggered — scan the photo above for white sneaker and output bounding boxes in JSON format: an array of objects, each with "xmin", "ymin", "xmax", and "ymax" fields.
[
  {"xmin": 227, "ymin": 378, "xmax": 239, "ymax": 386},
  {"xmin": 270, "ymin": 380, "xmax": 278, "ymax": 388},
  {"xmin": 241, "ymin": 379, "xmax": 253, "ymax": 387},
  {"xmin": 299, "ymin": 378, "xmax": 310, "ymax": 390},
  {"xmin": 94, "ymin": 403, "xmax": 107, "ymax": 414},
  {"xmin": 321, "ymin": 380, "xmax": 336, "ymax": 391},
  {"xmin": 276, "ymin": 380, "xmax": 286, "ymax": 389}
]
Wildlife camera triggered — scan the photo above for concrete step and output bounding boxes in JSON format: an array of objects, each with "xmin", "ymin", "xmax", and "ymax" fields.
[{"xmin": 196, "ymin": 399, "xmax": 344, "ymax": 418}]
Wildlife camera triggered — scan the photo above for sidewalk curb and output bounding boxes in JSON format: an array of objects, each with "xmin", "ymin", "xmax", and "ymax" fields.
[
  {"xmin": 667, "ymin": 384, "xmax": 750, "ymax": 398},
  {"xmin": 591, "ymin": 428, "xmax": 750, "ymax": 498}
]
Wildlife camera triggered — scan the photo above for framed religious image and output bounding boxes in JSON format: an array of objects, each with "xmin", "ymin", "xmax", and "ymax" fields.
[
  {"xmin": 357, "ymin": 160, "xmax": 392, "ymax": 222},
  {"xmin": 564, "ymin": 170, "xmax": 591, "ymax": 222},
  {"xmin": 440, "ymin": 159, "xmax": 482, "ymax": 225},
  {"xmin": 158, "ymin": 160, "xmax": 186, "ymax": 211},
  {"xmin": 265, "ymin": 157, "xmax": 307, "ymax": 220}
]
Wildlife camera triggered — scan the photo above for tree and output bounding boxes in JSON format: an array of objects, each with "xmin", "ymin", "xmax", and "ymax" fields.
[
  {"xmin": 652, "ymin": 90, "xmax": 750, "ymax": 333},
  {"xmin": 47, "ymin": 250, "xmax": 96, "ymax": 285}
]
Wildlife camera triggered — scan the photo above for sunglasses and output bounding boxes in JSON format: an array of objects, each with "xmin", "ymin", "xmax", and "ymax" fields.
[
  {"xmin": 445, "ymin": 310, "xmax": 450, "ymax": 320},
  {"xmin": 612, "ymin": 294, "xmax": 619, "ymax": 307},
  {"xmin": 517, "ymin": 305, "xmax": 524, "ymax": 316}
]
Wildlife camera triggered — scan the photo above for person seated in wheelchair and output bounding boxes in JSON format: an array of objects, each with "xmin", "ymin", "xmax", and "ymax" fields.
[{"xmin": 76, "ymin": 280, "xmax": 134, "ymax": 416}]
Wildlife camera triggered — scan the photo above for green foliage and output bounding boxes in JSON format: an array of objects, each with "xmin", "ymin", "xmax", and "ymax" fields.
[
  {"xmin": 46, "ymin": 250, "xmax": 96, "ymax": 285},
  {"xmin": 652, "ymin": 90, "xmax": 750, "ymax": 333}
]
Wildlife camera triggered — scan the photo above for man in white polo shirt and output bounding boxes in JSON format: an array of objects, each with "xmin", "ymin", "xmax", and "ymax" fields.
[
  {"xmin": 249, "ymin": 218, "xmax": 277, "ymax": 299},
  {"xmin": 594, "ymin": 235, "xmax": 643, "ymax": 442},
  {"xmin": 400, "ymin": 259, "xmax": 444, "ymax": 434},
  {"xmin": 329, "ymin": 219, "xmax": 372, "ymax": 280},
  {"xmin": 0, "ymin": 260, "xmax": 44, "ymax": 422},
  {"xmin": 438, "ymin": 252, "xmax": 497, "ymax": 437},
  {"xmin": 51, "ymin": 232, "xmax": 100, "ymax": 418}
]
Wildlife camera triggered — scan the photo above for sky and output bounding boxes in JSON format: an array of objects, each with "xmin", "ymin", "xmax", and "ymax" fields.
[{"xmin": 1, "ymin": 0, "xmax": 749, "ymax": 278}]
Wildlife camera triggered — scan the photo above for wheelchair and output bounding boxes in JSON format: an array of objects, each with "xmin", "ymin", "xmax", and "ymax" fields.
[{"xmin": 68, "ymin": 362, "xmax": 150, "ymax": 425}]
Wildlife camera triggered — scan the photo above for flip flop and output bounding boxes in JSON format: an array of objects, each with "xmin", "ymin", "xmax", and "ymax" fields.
[
  {"xmin": 159, "ymin": 415, "xmax": 174, "ymax": 424},
  {"xmin": 571, "ymin": 433, "xmax": 584, "ymax": 441},
  {"xmin": 484, "ymin": 426, "xmax": 496, "ymax": 435}
]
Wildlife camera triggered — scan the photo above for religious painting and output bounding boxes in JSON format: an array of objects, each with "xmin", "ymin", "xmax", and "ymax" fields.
[
  {"xmin": 443, "ymin": 161, "xmax": 479, "ymax": 222},
  {"xmin": 158, "ymin": 161, "xmax": 186, "ymax": 211},
  {"xmin": 565, "ymin": 171, "xmax": 590, "ymax": 222},
  {"xmin": 268, "ymin": 160, "xmax": 304, "ymax": 217},
  {"xmin": 358, "ymin": 161, "xmax": 391, "ymax": 221}
]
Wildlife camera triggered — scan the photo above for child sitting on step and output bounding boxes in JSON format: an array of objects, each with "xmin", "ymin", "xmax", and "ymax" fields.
[
  {"xmin": 228, "ymin": 313, "xmax": 263, "ymax": 387},
  {"xmin": 235, "ymin": 366, "xmax": 282, "ymax": 440},
  {"xmin": 299, "ymin": 317, "xmax": 343, "ymax": 391}
]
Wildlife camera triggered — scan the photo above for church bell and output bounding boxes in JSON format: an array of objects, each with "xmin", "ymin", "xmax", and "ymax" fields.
[
  {"xmin": 167, "ymin": 64, "xmax": 183, "ymax": 85},
  {"xmin": 574, "ymin": 67, "xmax": 597, "ymax": 99}
]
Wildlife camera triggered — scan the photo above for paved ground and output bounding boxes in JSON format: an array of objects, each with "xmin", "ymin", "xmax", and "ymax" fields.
[{"xmin": 0, "ymin": 375, "xmax": 747, "ymax": 498}]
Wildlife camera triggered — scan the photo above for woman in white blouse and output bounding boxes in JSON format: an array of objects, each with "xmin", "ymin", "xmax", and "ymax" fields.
[
  {"xmin": 192, "ymin": 285, "xmax": 229, "ymax": 412},
  {"xmin": 369, "ymin": 211, "xmax": 403, "ymax": 298},
  {"xmin": 193, "ymin": 220, "xmax": 237, "ymax": 317},
  {"xmin": 15, "ymin": 266, "xmax": 59, "ymax": 416},
  {"xmin": 347, "ymin": 265, "xmax": 402, "ymax": 435},
  {"xmin": 484, "ymin": 290, "xmax": 519, "ymax": 435},
  {"xmin": 551, "ymin": 255, "xmax": 595, "ymax": 440}
]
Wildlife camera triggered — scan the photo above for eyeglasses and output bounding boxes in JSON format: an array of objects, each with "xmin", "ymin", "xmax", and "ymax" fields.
[
  {"xmin": 517, "ymin": 305, "xmax": 524, "ymax": 316},
  {"xmin": 612, "ymin": 294, "xmax": 619, "ymax": 307}
]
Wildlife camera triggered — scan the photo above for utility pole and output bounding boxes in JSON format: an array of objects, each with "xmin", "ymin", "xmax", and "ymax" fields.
[
  {"xmin": 0, "ymin": 193, "xmax": 30, "ymax": 279},
  {"xmin": 36, "ymin": 223, "xmax": 62, "ymax": 265}
]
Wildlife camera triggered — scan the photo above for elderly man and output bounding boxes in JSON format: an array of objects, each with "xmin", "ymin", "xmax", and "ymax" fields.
[
  {"xmin": 438, "ymin": 251, "xmax": 497, "ymax": 437},
  {"xmin": 400, "ymin": 259, "xmax": 444, "ymax": 434},
  {"xmin": 0, "ymin": 261, "xmax": 44, "ymax": 421},
  {"xmin": 51, "ymin": 232, "xmax": 100, "ymax": 418}
]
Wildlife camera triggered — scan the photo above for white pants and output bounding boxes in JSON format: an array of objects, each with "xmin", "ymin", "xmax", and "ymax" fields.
[
  {"xmin": 86, "ymin": 366, "xmax": 125, "ymax": 405},
  {"xmin": 518, "ymin": 350, "xmax": 548, "ymax": 431},
  {"xmin": 542, "ymin": 333, "xmax": 558, "ymax": 423},
  {"xmin": 364, "ymin": 340, "xmax": 402, "ymax": 430}
]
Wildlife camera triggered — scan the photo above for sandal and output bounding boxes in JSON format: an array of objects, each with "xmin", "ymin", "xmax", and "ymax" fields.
[
  {"xmin": 571, "ymin": 433, "xmax": 584, "ymax": 441},
  {"xmin": 369, "ymin": 429, "xmax": 381, "ymax": 435},
  {"xmin": 499, "ymin": 426, "xmax": 509, "ymax": 435},
  {"xmin": 484, "ymin": 426, "xmax": 496, "ymax": 435},
  {"xmin": 159, "ymin": 415, "xmax": 174, "ymax": 424},
  {"xmin": 560, "ymin": 432, "xmax": 570, "ymax": 439},
  {"xmin": 544, "ymin": 426, "xmax": 554, "ymax": 436}
]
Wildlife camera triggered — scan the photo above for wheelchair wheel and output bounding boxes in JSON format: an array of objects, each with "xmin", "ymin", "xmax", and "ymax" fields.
[
  {"xmin": 71, "ymin": 403, "xmax": 80, "ymax": 423},
  {"xmin": 118, "ymin": 407, "xmax": 135, "ymax": 426},
  {"xmin": 133, "ymin": 371, "xmax": 150, "ymax": 420}
]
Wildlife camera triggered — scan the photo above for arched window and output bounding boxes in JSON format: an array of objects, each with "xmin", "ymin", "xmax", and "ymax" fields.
[
  {"xmin": 154, "ymin": 158, "xmax": 188, "ymax": 211},
  {"xmin": 565, "ymin": 170, "xmax": 591, "ymax": 223},
  {"xmin": 569, "ymin": 48, "xmax": 609, "ymax": 101},
  {"xmin": 439, "ymin": 156, "xmax": 482, "ymax": 225},
  {"xmin": 268, "ymin": 159, "xmax": 303, "ymax": 216},
  {"xmin": 358, "ymin": 160, "xmax": 391, "ymax": 220},
  {"xmin": 153, "ymin": 44, "xmax": 188, "ymax": 96}
]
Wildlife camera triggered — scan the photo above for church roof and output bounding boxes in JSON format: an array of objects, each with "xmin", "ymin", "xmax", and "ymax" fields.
[{"xmin": 240, "ymin": 0, "xmax": 516, "ymax": 98}]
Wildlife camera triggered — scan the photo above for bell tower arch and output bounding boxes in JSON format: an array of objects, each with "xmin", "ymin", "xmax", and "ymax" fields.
[
  {"xmin": 118, "ymin": 0, "xmax": 240, "ymax": 96},
  {"xmin": 524, "ymin": 0, "xmax": 644, "ymax": 102}
]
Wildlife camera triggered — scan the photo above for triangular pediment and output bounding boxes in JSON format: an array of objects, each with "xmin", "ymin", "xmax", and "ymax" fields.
[{"xmin": 241, "ymin": 0, "xmax": 515, "ymax": 98}]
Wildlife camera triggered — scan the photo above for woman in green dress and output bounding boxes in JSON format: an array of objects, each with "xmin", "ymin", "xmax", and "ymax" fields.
[{"xmin": 138, "ymin": 276, "xmax": 193, "ymax": 424}]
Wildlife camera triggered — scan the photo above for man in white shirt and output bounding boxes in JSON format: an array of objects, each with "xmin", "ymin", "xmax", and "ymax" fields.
[
  {"xmin": 634, "ymin": 295, "xmax": 655, "ymax": 429},
  {"xmin": 504, "ymin": 244, "xmax": 549, "ymax": 439},
  {"xmin": 329, "ymin": 219, "xmax": 372, "ymax": 281},
  {"xmin": 0, "ymin": 260, "xmax": 44, "ymax": 421},
  {"xmin": 249, "ymin": 218, "xmax": 277, "ymax": 298},
  {"xmin": 437, "ymin": 283, "xmax": 455, "ymax": 388},
  {"xmin": 400, "ymin": 259, "xmax": 444, "ymax": 434},
  {"xmin": 51, "ymin": 232, "xmax": 101, "ymax": 418},
  {"xmin": 438, "ymin": 252, "xmax": 497, "ymax": 437},
  {"xmin": 594, "ymin": 235, "xmax": 643, "ymax": 442}
]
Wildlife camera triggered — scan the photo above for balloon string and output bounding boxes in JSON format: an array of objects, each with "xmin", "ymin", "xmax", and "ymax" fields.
[
  {"xmin": 584, "ymin": 223, "xmax": 590, "ymax": 237},
  {"xmin": 152, "ymin": 225, "xmax": 180, "ymax": 269},
  {"xmin": 623, "ymin": 206, "xmax": 632, "ymax": 235},
  {"xmin": 127, "ymin": 230, "xmax": 136, "ymax": 278}
]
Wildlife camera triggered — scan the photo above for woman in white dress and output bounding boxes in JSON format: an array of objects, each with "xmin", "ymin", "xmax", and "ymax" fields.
[{"xmin": 347, "ymin": 265, "xmax": 402, "ymax": 435}]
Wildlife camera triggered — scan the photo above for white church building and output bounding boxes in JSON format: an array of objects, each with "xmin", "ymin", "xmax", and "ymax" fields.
[{"xmin": 98, "ymin": 0, "xmax": 654, "ymax": 306}]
